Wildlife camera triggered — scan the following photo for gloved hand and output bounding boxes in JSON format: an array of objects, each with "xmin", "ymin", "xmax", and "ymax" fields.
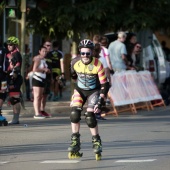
[
  {"xmin": 110, "ymin": 69, "xmax": 114, "ymax": 75},
  {"xmin": 94, "ymin": 96, "xmax": 105, "ymax": 113}
]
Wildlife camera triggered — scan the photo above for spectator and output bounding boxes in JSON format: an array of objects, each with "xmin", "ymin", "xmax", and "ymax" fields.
[
  {"xmin": 93, "ymin": 35, "xmax": 113, "ymax": 77},
  {"xmin": 32, "ymin": 46, "xmax": 50, "ymax": 119},
  {"xmin": 48, "ymin": 40, "xmax": 65, "ymax": 101},
  {"xmin": 125, "ymin": 33, "xmax": 137, "ymax": 63},
  {"xmin": 40, "ymin": 40, "xmax": 53, "ymax": 117},
  {"xmin": 108, "ymin": 31, "xmax": 133, "ymax": 72},
  {"xmin": 100, "ymin": 36, "xmax": 113, "ymax": 73},
  {"xmin": 126, "ymin": 42, "xmax": 143, "ymax": 71},
  {"xmin": 93, "ymin": 35, "xmax": 113, "ymax": 106}
]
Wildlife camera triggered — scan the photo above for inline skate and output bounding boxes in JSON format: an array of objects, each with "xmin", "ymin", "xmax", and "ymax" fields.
[
  {"xmin": 68, "ymin": 133, "xmax": 83, "ymax": 159},
  {"xmin": 0, "ymin": 114, "xmax": 8, "ymax": 126},
  {"xmin": 92, "ymin": 135, "xmax": 102, "ymax": 161}
]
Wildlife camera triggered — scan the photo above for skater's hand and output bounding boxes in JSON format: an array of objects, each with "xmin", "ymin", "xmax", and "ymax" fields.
[
  {"xmin": 94, "ymin": 96, "xmax": 105, "ymax": 113},
  {"xmin": 43, "ymin": 68, "xmax": 50, "ymax": 73},
  {"xmin": 94, "ymin": 104, "xmax": 101, "ymax": 113}
]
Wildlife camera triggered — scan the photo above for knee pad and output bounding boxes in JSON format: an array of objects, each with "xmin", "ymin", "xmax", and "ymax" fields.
[
  {"xmin": 85, "ymin": 112, "xmax": 97, "ymax": 128},
  {"xmin": 70, "ymin": 107, "xmax": 82, "ymax": 123},
  {"xmin": 9, "ymin": 97, "xmax": 20, "ymax": 105}
]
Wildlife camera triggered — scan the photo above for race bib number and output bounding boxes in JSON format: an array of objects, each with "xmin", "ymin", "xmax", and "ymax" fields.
[{"xmin": 1, "ymin": 81, "xmax": 7, "ymax": 90}]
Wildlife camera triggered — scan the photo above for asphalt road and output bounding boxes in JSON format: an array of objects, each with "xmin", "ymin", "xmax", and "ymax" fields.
[{"xmin": 1, "ymin": 106, "xmax": 170, "ymax": 170}]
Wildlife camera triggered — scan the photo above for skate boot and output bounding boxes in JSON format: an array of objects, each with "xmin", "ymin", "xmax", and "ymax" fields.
[
  {"xmin": 8, "ymin": 113, "xmax": 19, "ymax": 125},
  {"xmin": 68, "ymin": 133, "xmax": 83, "ymax": 159},
  {"xmin": 92, "ymin": 135, "xmax": 102, "ymax": 161},
  {"xmin": 0, "ymin": 114, "xmax": 8, "ymax": 126}
]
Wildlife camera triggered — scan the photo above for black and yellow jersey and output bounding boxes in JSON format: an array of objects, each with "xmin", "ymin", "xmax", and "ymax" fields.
[
  {"xmin": 71, "ymin": 56, "xmax": 107, "ymax": 90},
  {"xmin": 48, "ymin": 50, "xmax": 63, "ymax": 74}
]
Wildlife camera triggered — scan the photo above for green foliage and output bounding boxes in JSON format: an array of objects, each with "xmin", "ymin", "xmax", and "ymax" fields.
[
  {"xmin": 25, "ymin": 0, "xmax": 170, "ymax": 39},
  {"xmin": 0, "ymin": 0, "xmax": 5, "ymax": 15}
]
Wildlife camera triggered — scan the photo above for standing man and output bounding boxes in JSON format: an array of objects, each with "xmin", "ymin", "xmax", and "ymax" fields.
[
  {"xmin": 48, "ymin": 41, "xmax": 64, "ymax": 101},
  {"xmin": 108, "ymin": 31, "xmax": 130, "ymax": 72},
  {"xmin": 68, "ymin": 39, "xmax": 110, "ymax": 160}
]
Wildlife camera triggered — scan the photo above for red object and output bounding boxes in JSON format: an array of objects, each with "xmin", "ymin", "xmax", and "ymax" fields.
[
  {"xmin": 149, "ymin": 60, "xmax": 155, "ymax": 72},
  {"xmin": 40, "ymin": 111, "xmax": 51, "ymax": 118}
]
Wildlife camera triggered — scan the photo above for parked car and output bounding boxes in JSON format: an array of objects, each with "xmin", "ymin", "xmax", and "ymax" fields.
[{"xmin": 105, "ymin": 30, "xmax": 167, "ymax": 87}]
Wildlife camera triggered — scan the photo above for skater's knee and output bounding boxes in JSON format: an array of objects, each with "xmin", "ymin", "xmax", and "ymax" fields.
[
  {"xmin": 70, "ymin": 107, "xmax": 82, "ymax": 123},
  {"xmin": 85, "ymin": 112, "xmax": 97, "ymax": 128},
  {"xmin": 9, "ymin": 97, "xmax": 20, "ymax": 105}
]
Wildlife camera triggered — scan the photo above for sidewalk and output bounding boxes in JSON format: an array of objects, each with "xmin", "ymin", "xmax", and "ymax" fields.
[{"xmin": 2, "ymin": 81, "xmax": 72, "ymax": 118}]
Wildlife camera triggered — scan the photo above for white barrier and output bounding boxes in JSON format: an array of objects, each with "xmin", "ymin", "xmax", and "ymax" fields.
[{"xmin": 109, "ymin": 70, "xmax": 162, "ymax": 106}]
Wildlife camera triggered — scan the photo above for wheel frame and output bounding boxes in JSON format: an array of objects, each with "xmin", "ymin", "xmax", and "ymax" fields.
[{"xmin": 95, "ymin": 153, "xmax": 102, "ymax": 161}]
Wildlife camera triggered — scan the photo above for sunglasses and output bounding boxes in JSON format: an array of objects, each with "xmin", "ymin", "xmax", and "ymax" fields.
[
  {"xmin": 80, "ymin": 52, "xmax": 91, "ymax": 56},
  {"xmin": 46, "ymin": 44, "xmax": 51, "ymax": 47}
]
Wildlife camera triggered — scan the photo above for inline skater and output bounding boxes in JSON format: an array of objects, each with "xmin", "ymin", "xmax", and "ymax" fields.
[
  {"xmin": 6, "ymin": 36, "xmax": 22, "ymax": 74},
  {"xmin": 6, "ymin": 36, "xmax": 23, "ymax": 124},
  {"xmin": 68, "ymin": 39, "xmax": 110, "ymax": 160}
]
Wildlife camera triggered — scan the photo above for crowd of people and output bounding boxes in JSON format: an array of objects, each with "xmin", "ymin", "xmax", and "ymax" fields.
[
  {"xmin": 1, "ymin": 32, "xmax": 168, "ymax": 126},
  {"xmin": 0, "ymin": 37, "xmax": 65, "ymax": 124},
  {"xmin": 0, "ymin": 32, "xmax": 144, "ymax": 125}
]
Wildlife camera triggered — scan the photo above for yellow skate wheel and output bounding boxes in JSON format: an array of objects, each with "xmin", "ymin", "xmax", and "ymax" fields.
[
  {"xmin": 68, "ymin": 152, "xmax": 74, "ymax": 159},
  {"xmin": 95, "ymin": 153, "xmax": 102, "ymax": 161},
  {"xmin": 68, "ymin": 152, "xmax": 82, "ymax": 159}
]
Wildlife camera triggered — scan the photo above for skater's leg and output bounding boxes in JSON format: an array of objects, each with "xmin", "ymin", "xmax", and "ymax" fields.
[
  {"xmin": 68, "ymin": 106, "xmax": 82, "ymax": 158},
  {"xmin": 71, "ymin": 122, "xmax": 80, "ymax": 133},
  {"xmin": 70, "ymin": 106, "xmax": 82, "ymax": 135},
  {"xmin": 68, "ymin": 132, "xmax": 83, "ymax": 159},
  {"xmin": 85, "ymin": 91, "xmax": 100, "ymax": 135},
  {"xmin": 8, "ymin": 97, "xmax": 21, "ymax": 124},
  {"xmin": 92, "ymin": 134, "xmax": 102, "ymax": 153},
  {"xmin": 85, "ymin": 109, "xmax": 101, "ymax": 149},
  {"xmin": 70, "ymin": 89, "xmax": 84, "ymax": 133},
  {"xmin": 0, "ymin": 93, "xmax": 7, "ymax": 113},
  {"xmin": 0, "ymin": 94, "xmax": 8, "ymax": 125},
  {"xmin": 68, "ymin": 132, "xmax": 81, "ymax": 152},
  {"xmin": 68, "ymin": 90, "xmax": 84, "ymax": 158}
]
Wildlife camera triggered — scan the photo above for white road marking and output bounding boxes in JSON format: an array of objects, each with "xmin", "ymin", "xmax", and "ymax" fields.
[
  {"xmin": 116, "ymin": 159, "xmax": 157, "ymax": 163},
  {"xmin": 41, "ymin": 160, "xmax": 80, "ymax": 164},
  {"xmin": 0, "ymin": 162, "xmax": 9, "ymax": 164}
]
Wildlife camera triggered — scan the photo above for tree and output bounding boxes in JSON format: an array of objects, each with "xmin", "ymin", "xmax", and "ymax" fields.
[
  {"xmin": 2, "ymin": 0, "xmax": 170, "ymax": 38},
  {"xmin": 0, "ymin": 0, "xmax": 5, "ymax": 16}
]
